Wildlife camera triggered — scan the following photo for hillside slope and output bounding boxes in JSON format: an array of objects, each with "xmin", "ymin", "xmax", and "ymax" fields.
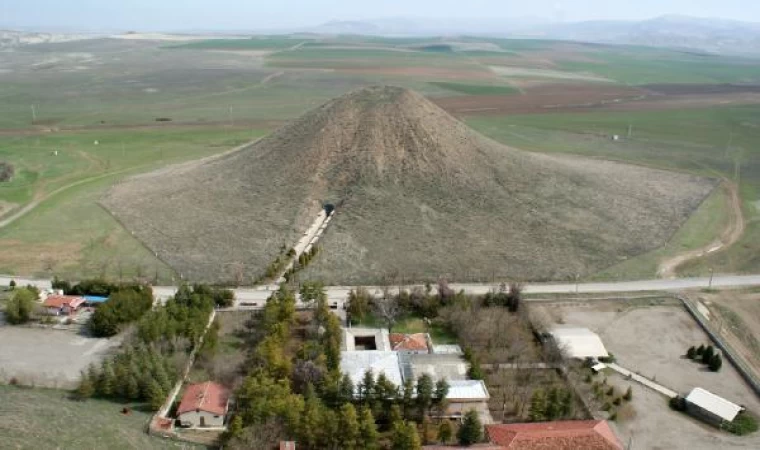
[{"xmin": 103, "ymin": 86, "xmax": 716, "ymax": 283}]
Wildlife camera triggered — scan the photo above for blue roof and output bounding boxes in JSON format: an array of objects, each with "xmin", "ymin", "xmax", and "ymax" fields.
[{"xmin": 83, "ymin": 295, "xmax": 108, "ymax": 303}]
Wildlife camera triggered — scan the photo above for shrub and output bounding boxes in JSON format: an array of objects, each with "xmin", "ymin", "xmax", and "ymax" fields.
[
  {"xmin": 602, "ymin": 402, "xmax": 612, "ymax": 411},
  {"xmin": 613, "ymin": 397, "xmax": 622, "ymax": 406},
  {"xmin": 5, "ymin": 288, "xmax": 37, "ymax": 324},
  {"xmin": 725, "ymin": 411, "xmax": 759, "ymax": 436},
  {"xmin": 623, "ymin": 386, "xmax": 632, "ymax": 401},
  {"xmin": 0, "ymin": 161, "xmax": 14, "ymax": 182},
  {"xmin": 606, "ymin": 387, "xmax": 615, "ymax": 396},
  {"xmin": 669, "ymin": 396, "xmax": 686, "ymax": 411},
  {"xmin": 457, "ymin": 410, "xmax": 483, "ymax": 446},
  {"xmin": 609, "ymin": 411, "xmax": 618, "ymax": 421},
  {"xmin": 8, "ymin": 279, "xmax": 16, "ymax": 289},
  {"xmin": 709, "ymin": 354, "xmax": 723, "ymax": 372}
]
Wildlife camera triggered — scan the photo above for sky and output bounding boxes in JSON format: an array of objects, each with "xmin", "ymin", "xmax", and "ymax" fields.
[{"xmin": 2, "ymin": 0, "xmax": 758, "ymax": 31}]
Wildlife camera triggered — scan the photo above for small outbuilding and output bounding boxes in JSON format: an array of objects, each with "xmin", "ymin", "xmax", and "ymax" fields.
[
  {"xmin": 177, "ymin": 381, "xmax": 230, "ymax": 428},
  {"xmin": 549, "ymin": 327, "xmax": 609, "ymax": 359},
  {"xmin": 342, "ymin": 327, "xmax": 392, "ymax": 351},
  {"xmin": 390, "ymin": 333, "xmax": 431, "ymax": 354},
  {"xmin": 685, "ymin": 387, "xmax": 744, "ymax": 426}
]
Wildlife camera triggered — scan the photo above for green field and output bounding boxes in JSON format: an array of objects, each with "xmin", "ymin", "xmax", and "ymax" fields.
[
  {"xmin": 428, "ymin": 81, "xmax": 518, "ymax": 95},
  {"xmin": 169, "ymin": 37, "xmax": 311, "ymax": 50},
  {"xmin": 0, "ymin": 128, "xmax": 264, "ymax": 281},
  {"xmin": 467, "ymin": 106, "xmax": 760, "ymax": 277},
  {"xmin": 0, "ymin": 386, "xmax": 198, "ymax": 449}
]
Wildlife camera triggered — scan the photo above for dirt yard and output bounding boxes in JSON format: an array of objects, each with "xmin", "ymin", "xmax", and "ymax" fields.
[
  {"xmin": 0, "ymin": 326, "xmax": 122, "ymax": 388},
  {"xmin": 533, "ymin": 300, "xmax": 760, "ymax": 449},
  {"xmin": 699, "ymin": 289, "xmax": 760, "ymax": 383}
]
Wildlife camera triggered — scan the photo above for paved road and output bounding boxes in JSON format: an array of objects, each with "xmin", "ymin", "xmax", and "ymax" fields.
[
  {"xmin": 5, "ymin": 274, "xmax": 760, "ymax": 307},
  {"xmin": 608, "ymin": 362, "xmax": 678, "ymax": 398}
]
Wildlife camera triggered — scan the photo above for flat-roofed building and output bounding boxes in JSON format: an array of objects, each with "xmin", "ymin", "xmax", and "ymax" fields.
[
  {"xmin": 549, "ymin": 327, "xmax": 609, "ymax": 359},
  {"xmin": 685, "ymin": 387, "xmax": 744, "ymax": 426}
]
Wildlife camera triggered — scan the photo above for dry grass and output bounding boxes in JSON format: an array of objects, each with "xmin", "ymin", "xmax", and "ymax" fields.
[{"xmin": 104, "ymin": 85, "xmax": 716, "ymax": 284}]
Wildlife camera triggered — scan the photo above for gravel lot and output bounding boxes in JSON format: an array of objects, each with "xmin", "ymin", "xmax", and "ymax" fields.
[
  {"xmin": 0, "ymin": 325, "xmax": 122, "ymax": 388},
  {"xmin": 537, "ymin": 300, "xmax": 760, "ymax": 449}
]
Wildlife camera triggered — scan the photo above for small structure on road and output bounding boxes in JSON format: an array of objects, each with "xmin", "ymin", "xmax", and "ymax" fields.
[
  {"xmin": 549, "ymin": 327, "xmax": 609, "ymax": 359},
  {"xmin": 685, "ymin": 387, "xmax": 744, "ymax": 426},
  {"xmin": 177, "ymin": 381, "xmax": 230, "ymax": 428},
  {"xmin": 42, "ymin": 295, "xmax": 85, "ymax": 316}
]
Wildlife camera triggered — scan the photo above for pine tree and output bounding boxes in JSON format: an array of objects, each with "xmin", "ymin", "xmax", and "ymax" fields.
[
  {"xmin": 358, "ymin": 405, "xmax": 379, "ymax": 450},
  {"xmin": 696, "ymin": 344, "xmax": 706, "ymax": 356},
  {"xmin": 709, "ymin": 354, "xmax": 723, "ymax": 372},
  {"xmin": 126, "ymin": 374, "xmax": 141, "ymax": 401},
  {"xmin": 75, "ymin": 371, "xmax": 95, "ymax": 400},
  {"xmin": 339, "ymin": 373, "xmax": 355, "ymax": 404},
  {"xmin": 686, "ymin": 346, "xmax": 697, "ymax": 359},
  {"xmin": 546, "ymin": 387, "xmax": 561, "ymax": 420},
  {"xmin": 438, "ymin": 420, "xmax": 453, "ymax": 444},
  {"xmin": 392, "ymin": 421, "xmax": 421, "ymax": 450},
  {"xmin": 147, "ymin": 379, "xmax": 165, "ymax": 411},
  {"xmin": 559, "ymin": 389, "xmax": 574, "ymax": 417},
  {"xmin": 361, "ymin": 369, "xmax": 376, "ymax": 403},
  {"xmin": 529, "ymin": 389, "xmax": 547, "ymax": 422},
  {"xmin": 390, "ymin": 404, "xmax": 404, "ymax": 428},
  {"xmin": 402, "ymin": 379, "xmax": 415, "ymax": 419},
  {"xmin": 228, "ymin": 415, "xmax": 243, "ymax": 439},
  {"xmin": 457, "ymin": 410, "xmax": 483, "ymax": 446},
  {"xmin": 299, "ymin": 389, "xmax": 322, "ymax": 448},
  {"xmin": 99, "ymin": 359, "xmax": 115, "ymax": 397},
  {"xmin": 702, "ymin": 346, "xmax": 715, "ymax": 364},
  {"xmin": 416, "ymin": 374, "xmax": 434, "ymax": 417},
  {"xmin": 623, "ymin": 386, "xmax": 633, "ymax": 401},
  {"xmin": 318, "ymin": 408, "xmax": 340, "ymax": 449},
  {"xmin": 338, "ymin": 403, "xmax": 361, "ymax": 450}
]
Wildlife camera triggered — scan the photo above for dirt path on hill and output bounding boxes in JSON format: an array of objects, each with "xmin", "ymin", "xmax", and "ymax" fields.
[{"xmin": 657, "ymin": 180, "xmax": 744, "ymax": 278}]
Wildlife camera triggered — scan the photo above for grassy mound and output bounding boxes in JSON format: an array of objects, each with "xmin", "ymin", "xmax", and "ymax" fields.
[{"xmin": 103, "ymin": 85, "xmax": 716, "ymax": 283}]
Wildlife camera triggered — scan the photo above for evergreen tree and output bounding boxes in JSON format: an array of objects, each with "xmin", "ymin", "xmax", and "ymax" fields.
[
  {"xmin": 546, "ymin": 387, "xmax": 561, "ymax": 420},
  {"xmin": 358, "ymin": 405, "xmax": 379, "ymax": 450},
  {"xmin": 434, "ymin": 378, "xmax": 450, "ymax": 405},
  {"xmin": 75, "ymin": 371, "xmax": 95, "ymax": 400},
  {"xmin": 299, "ymin": 387, "xmax": 322, "ymax": 448},
  {"xmin": 529, "ymin": 389, "xmax": 547, "ymax": 422},
  {"xmin": 147, "ymin": 380, "xmax": 166, "ymax": 411},
  {"xmin": 702, "ymin": 346, "xmax": 715, "ymax": 364},
  {"xmin": 126, "ymin": 374, "xmax": 141, "ymax": 400},
  {"xmin": 559, "ymin": 389, "xmax": 574, "ymax": 417},
  {"xmin": 389, "ymin": 404, "xmax": 404, "ymax": 429},
  {"xmin": 696, "ymin": 344, "xmax": 706, "ymax": 356},
  {"xmin": 228, "ymin": 415, "xmax": 244, "ymax": 439},
  {"xmin": 686, "ymin": 346, "xmax": 697, "ymax": 359},
  {"xmin": 402, "ymin": 379, "xmax": 415, "ymax": 419},
  {"xmin": 416, "ymin": 374, "xmax": 434, "ymax": 417},
  {"xmin": 457, "ymin": 410, "xmax": 483, "ymax": 446},
  {"xmin": 438, "ymin": 420, "xmax": 453, "ymax": 444},
  {"xmin": 338, "ymin": 403, "xmax": 361, "ymax": 450},
  {"xmin": 361, "ymin": 369, "xmax": 376, "ymax": 403},
  {"xmin": 392, "ymin": 421, "xmax": 421, "ymax": 450},
  {"xmin": 709, "ymin": 354, "xmax": 723, "ymax": 372},
  {"xmin": 99, "ymin": 359, "xmax": 115, "ymax": 397},
  {"xmin": 623, "ymin": 386, "xmax": 633, "ymax": 401},
  {"xmin": 317, "ymin": 408, "xmax": 340, "ymax": 449},
  {"xmin": 339, "ymin": 373, "xmax": 355, "ymax": 404}
]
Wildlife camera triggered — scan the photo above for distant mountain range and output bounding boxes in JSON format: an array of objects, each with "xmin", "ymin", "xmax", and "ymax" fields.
[{"xmin": 310, "ymin": 15, "xmax": 760, "ymax": 55}]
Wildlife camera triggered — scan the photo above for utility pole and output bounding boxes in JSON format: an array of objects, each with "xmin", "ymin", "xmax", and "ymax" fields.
[{"xmin": 31, "ymin": 104, "xmax": 37, "ymax": 122}]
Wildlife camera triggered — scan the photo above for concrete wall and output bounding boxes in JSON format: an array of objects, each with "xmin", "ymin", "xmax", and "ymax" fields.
[{"xmin": 178, "ymin": 410, "xmax": 225, "ymax": 428}]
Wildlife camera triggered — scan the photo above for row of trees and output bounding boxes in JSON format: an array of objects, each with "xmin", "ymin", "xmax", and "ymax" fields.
[
  {"xmin": 76, "ymin": 343, "xmax": 178, "ymax": 409},
  {"xmin": 686, "ymin": 344, "xmax": 723, "ymax": 372},
  {"xmin": 75, "ymin": 284, "xmax": 220, "ymax": 410}
]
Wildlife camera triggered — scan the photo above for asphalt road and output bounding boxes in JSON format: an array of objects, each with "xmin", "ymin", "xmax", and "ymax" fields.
[{"xmin": 4, "ymin": 274, "xmax": 759, "ymax": 307}]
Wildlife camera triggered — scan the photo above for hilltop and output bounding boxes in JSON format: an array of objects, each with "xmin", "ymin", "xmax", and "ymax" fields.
[{"xmin": 103, "ymin": 86, "xmax": 716, "ymax": 283}]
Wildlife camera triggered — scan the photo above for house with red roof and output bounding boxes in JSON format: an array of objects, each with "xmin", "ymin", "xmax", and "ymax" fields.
[
  {"xmin": 42, "ymin": 295, "xmax": 85, "ymax": 316},
  {"xmin": 485, "ymin": 420, "xmax": 623, "ymax": 450},
  {"xmin": 177, "ymin": 381, "xmax": 230, "ymax": 428},
  {"xmin": 390, "ymin": 332, "xmax": 431, "ymax": 354}
]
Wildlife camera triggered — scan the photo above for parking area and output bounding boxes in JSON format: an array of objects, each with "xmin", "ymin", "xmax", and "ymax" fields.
[
  {"xmin": 0, "ymin": 325, "xmax": 122, "ymax": 389},
  {"xmin": 533, "ymin": 299, "xmax": 760, "ymax": 449}
]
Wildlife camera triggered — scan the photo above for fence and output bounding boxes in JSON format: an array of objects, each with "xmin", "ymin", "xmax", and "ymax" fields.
[{"xmin": 678, "ymin": 294, "xmax": 760, "ymax": 398}]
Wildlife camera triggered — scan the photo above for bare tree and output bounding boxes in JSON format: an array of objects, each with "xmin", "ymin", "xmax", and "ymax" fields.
[{"xmin": 375, "ymin": 294, "xmax": 400, "ymax": 332}]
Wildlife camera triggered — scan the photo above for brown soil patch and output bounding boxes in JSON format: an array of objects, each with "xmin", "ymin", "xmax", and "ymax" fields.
[
  {"xmin": 0, "ymin": 200, "xmax": 17, "ymax": 218},
  {"xmin": 0, "ymin": 239, "xmax": 81, "ymax": 274},
  {"xmin": 340, "ymin": 66, "xmax": 498, "ymax": 81},
  {"xmin": 643, "ymin": 83, "xmax": 760, "ymax": 95},
  {"xmin": 433, "ymin": 83, "xmax": 647, "ymax": 116}
]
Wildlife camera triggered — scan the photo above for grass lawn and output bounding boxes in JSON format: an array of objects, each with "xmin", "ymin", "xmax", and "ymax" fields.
[
  {"xmin": 0, "ymin": 128, "xmax": 265, "ymax": 281},
  {"xmin": 355, "ymin": 313, "xmax": 458, "ymax": 345},
  {"xmin": 168, "ymin": 37, "xmax": 311, "ymax": 50},
  {"xmin": 0, "ymin": 385, "xmax": 199, "ymax": 449},
  {"xmin": 467, "ymin": 106, "xmax": 760, "ymax": 277}
]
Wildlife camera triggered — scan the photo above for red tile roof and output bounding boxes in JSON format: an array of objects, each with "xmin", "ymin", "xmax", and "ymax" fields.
[
  {"xmin": 177, "ymin": 382, "xmax": 230, "ymax": 416},
  {"xmin": 43, "ymin": 295, "xmax": 85, "ymax": 309},
  {"xmin": 486, "ymin": 420, "xmax": 623, "ymax": 450},
  {"xmin": 390, "ymin": 333, "xmax": 430, "ymax": 351}
]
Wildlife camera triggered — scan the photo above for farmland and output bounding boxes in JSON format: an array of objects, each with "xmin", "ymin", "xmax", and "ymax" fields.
[{"xmin": 0, "ymin": 33, "xmax": 758, "ymax": 281}]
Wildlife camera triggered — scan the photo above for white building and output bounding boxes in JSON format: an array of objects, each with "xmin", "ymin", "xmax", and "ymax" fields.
[
  {"xmin": 549, "ymin": 327, "xmax": 609, "ymax": 359},
  {"xmin": 177, "ymin": 382, "xmax": 230, "ymax": 428},
  {"xmin": 685, "ymin": 387, "xmax": 744, "ymax": 425},
  {"xmin": 340, "ymin": 351, "xmax": 403, "ymax": 388}
]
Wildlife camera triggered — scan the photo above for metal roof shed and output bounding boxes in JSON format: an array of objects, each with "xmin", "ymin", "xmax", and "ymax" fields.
[{"xmin": 685, "ymin": 387, "xmax": 744, "ymax": 422}]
